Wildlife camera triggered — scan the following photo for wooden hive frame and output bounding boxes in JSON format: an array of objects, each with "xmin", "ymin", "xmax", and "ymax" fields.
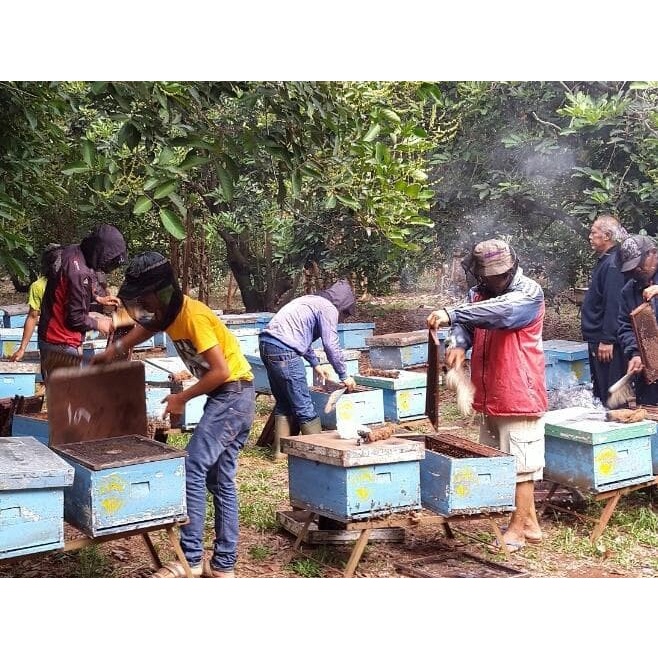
[{"xmin": 630, "ymin": 302, "xmax": 658, "ymax": 383}]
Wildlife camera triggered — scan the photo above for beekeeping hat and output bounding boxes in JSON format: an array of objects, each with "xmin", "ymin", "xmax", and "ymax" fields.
[{"xmin": 617, "ymin": 235, "xmax": 657, "ymax": 273}]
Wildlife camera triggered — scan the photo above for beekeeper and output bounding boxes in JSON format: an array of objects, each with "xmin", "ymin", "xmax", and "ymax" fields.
[
  {"xmin": 427, "ymin": 239, "xmax": 547, "ymax": 553},
  {"xmin": 616, "ymin": 234, "xmax": 658, "ymax": 404}
]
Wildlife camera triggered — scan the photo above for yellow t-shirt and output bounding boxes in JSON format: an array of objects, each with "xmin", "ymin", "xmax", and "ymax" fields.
[
  {"xmin": 166, "ymin": 296, "xmax": 253, "ymax": 383},
  {"xmin": 27, "ymin": 276, "xmax": 47, "ymax": 312}
]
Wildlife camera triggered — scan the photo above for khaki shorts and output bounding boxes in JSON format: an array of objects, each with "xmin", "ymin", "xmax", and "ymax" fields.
[{"xmin": 479, "ymin": 415, "xmax": 545, "ymax": 483}]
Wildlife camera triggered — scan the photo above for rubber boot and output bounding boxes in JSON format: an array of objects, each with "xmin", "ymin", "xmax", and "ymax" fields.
[
  {"xmin": 299, "ymin": 417, "xmax": 322, "ymax": 435},
  {"xmin": 272, "ymin": 415, "xmax": 295, "ymax": 461}
]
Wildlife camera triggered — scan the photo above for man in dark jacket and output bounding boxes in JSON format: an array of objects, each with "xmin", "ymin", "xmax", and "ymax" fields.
[
  {"xmin": 258, "ymin": 279, "xmax": 357, "ymax": 459},
  {"xmin": 617, "ymin": 234, "xmax": 658, "ymax": 404},
  {"xmin": 581, "ymin": 214, "xmax": 628, "ymax": 403},
  {"xmin": 427, "ymin": 239, "xmax": 547, "ymax": 553},
  {"xmin": 38, "ymin": 224, "xmax": 126, "ymax": 379}
]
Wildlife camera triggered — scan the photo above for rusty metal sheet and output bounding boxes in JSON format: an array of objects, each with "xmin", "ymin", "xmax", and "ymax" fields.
[
  {"xmin": 47, "ymin": 361, "xmax": 148, "ymax": 446},
  {"xmin": 630, "ymin": 302, "xmax": 658, "ymax": 383},
  {"xmin": 54, "ymin": 434, "xmax": 186, "ymax": 470}
]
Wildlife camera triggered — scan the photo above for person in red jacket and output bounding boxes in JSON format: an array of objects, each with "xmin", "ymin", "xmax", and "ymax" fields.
[{"xmin": 427, "ymin": 239, "xmax": 548, "ymax": 553}]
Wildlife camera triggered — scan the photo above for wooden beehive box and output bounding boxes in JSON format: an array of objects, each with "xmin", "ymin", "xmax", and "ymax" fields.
[
  {"xmin": 0, "ymin": 435, "xmax": 74, "ymax": 559},
  {"xmin": 0, "ymin": 304, "xmax": 29, "ymax": 329},
  {"xmin": 366, "ymin": 329, "xmax": 450, "ymax": 369},
  {"xmin": 638, "ymin": 406, "xmax": 658, "ymax": 475},
  {"xmin": 46, "ymin": 361, "xmax": 187, "ymax": 538},
  {"xmin": 354, "ymin": 370, "xmax": 427, "ymax": 422},
  {"xmin": 630, "ymin": 302, "xmax": 658, "ymax": 384},
  {"xmin": 0, "ymin": 361, "xmax": 38, "ymax": 398},
  {"xmin": 312, "ymin": 323, "xmax": 376, "ymax": 350},
  {"xmin": 543, "ymin": 407, "xmax": 655, "ymax": 493},
  {"xmin": 12, "ymin": 410, "xmax": 49, "ymax": 446},
  {"xmin": 281, "ymin": 431, "xmax": 423, "ymax": 522},
  {"xmin": 542, "ymin": 340, "xmax": 591, "ymax": 388},
  {"xmin": 420, "ymin": 433, "xmax": 516, "ymax": 516},
  {"xmin": 229, "ymin": 327, "xmax": 260, "ymax": 355},
  {"xmin": 310, "ymin": 385, "xmax": 385, "ymax": 430},
  {"xmin": 0, "ymin": 328, "xmax": 39, "ymax": 359}
]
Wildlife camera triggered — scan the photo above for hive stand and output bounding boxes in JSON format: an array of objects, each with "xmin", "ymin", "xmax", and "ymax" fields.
[
  {"xmin": 62, "ymin": 517, "xmax": 193, "ymax": 577},
  {"xmin": 539, "ymin": 477, "xmax": 658, "ymax": 542},
  {"xmin": 288, "ymin": 508, "xmax": 514, "ymax": 577}
]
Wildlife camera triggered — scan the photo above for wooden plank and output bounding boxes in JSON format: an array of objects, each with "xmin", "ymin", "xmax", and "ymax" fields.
[
  {"xmin": 425, "ymin": 329, "xmax": 440, "ymax": 430},
  {"xmin": 256, "ymin": 410, "xmax": 275, "ymax": 447}
]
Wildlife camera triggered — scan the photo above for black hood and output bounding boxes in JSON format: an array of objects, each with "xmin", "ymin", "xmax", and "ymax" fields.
[
  {"xmin": 80, "ymin": 224, "xmax": 127, "ymax": 273},
  {"xmin": 314, "ymin": 279, "xmax": 356, "ymax": 317}
]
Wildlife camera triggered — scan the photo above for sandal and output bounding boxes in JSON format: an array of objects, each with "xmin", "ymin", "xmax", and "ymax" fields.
[{"xmin": 152, "ymin": 561, "xmax": 202, "ymax": 578}]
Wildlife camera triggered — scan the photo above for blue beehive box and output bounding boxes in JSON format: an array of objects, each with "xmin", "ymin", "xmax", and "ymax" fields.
[
  {"xmin": 543, "ymin": 340, "xmax": 591, "ymax": 388},
  {"xmin": 153, "ymin": 332, "xmax": 167, "ymax": 348},
  {"xmin": 0, "ymin": 327, "xmax": 39, "ymax": 359},
  {"xmin": 46, "ymin": 361, "xmax": 187, "ymax": 537},
  {"xmin": 282, "ymin": 431, "xmax": 424, "ymax": 522},
  {"xmin": 543, "ymin": 407, "xmax": 655, "ymax": 493},
  {"xmin": 230, "ymin": 327, "xmax": 260, "ymax": 355},
  {"xmin": 354, "ymin": 370, "xmax": 427, "ymax": 422},
  {"xmin": 144, "ymin": 356, "xmax": 206, "ymax": 429},
  {"xmin": 420, "ymin": 433, "xmax": 516, "ymax": 516},
  {"xmin": 11, "ymin": 413, "xmax": 49, "ymax": 446},
  {"xmin": 0, "ymin": 361, "xmax": 38, "ymax": 397},
  {"xmin": 310, "ymin": 385, "xmax": 385, "ymax": 430},
  {"xmin": 367, "ymin": 329, "xmax": 450, "ymax": 370},
  {"xmin": 255, "ymin": 312, "xmax": 275, "ymax": 330},
  {"xmin": 221, "ymin": 313, "xmax": 260, "ymax": 330},
  {"xmin": 0, "ymin": 435, "xmax": 74, "ymax": 559},
  {"xmin": 0, "ymin": 304, "xmax": 29, "ymax": 329},
  {"xmin": 312, "ymin": 322, "xmax": 376, "ymax": 350}
]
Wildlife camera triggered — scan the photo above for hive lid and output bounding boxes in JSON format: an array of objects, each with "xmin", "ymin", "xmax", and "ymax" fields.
[
  {"xmin": 0, "ymin": 304, "xmax": 29, "ymax": 316},
  {"xmin": 281, "ymin": 431, "xmax": 424, "ymax": 467},
  {"xmin": 354, "ymin": 370, "xmax": 427, "ymax": 390},
  {"xmin": 337, "ymin": 322, "xmax": 375, "ymax": 330},
  {"xmin": 543, "ymin": 406, "xmax": 656, "ymax": 444},
  {"xmin": 542, "ymin": 340, "xmax": 588, "ymax": 361},
  {"xmin": 0, "ymin": 436, "xmax": 74, "ymax": 489},
  {"xmin": 144, "ymin": 355, "xmax": 188, "ymax": 375},
  {"xmin": 0, "ymin": 361, "xmax": 40, "ymax": 374},
  {"xmin": 47, "ymin": 361, "xmax": 148, "ymax": 447}
]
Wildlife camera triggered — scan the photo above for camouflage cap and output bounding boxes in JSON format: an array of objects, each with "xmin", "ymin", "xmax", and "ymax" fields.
[{"xmin": 618, "ymin": 235, "xmax": 656, "ymax": 272}]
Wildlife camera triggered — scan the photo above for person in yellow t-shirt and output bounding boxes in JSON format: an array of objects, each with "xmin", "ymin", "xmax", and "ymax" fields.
[
  {"xmin": 10, "ymin": 244, "xmax": 62, "ymax": 363},
  {"xmin": 93, "ymin": 252, "xmax": 255, "ymax": 578}
]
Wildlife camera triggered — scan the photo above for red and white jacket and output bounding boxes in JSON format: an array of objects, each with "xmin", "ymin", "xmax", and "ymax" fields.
[{"xmin": 446, "ymin": 268, "xmax": 548, "ymax": 417}]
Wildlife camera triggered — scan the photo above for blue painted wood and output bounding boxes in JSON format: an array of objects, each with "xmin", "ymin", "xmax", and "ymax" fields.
[
  {"xmin": 153, "ymin": 332, "xmax": 167, "ymax": 348},
  {"xmin": 0, "ymin": 328, "xmax": 39, "ymax": 358},
  {"xmin": 651, "ymin": 430, "xmax": 658, "ymax": 475},
  {"xmin": 0, "ymin": 436, "xmax": 74, "ymax": 559},
  {"xmin": 355, "ymin": 371, "xmax": 427, "ymax": 422},
  {"xmin": 221, "ymin": 313, "xmax": 260, "ymax": 330},
  {"xmin": 0, "ymin": 305, "xmax": 29, "ymax": 329},
  {"xmin": 544, "ymin": 434, "xmax": 654, "ymax": 492},
  {"xmin": 143, "ymin": 362, "xmax": 171, "ymax": 385},
  {"xmin": 230, "ymin": 327, "xmax": 260, "ymax": 355},
  {"xmin": 255, "ymin": 312, "xmax": 275, "ymax": 330},
  {"xmin": 545, "ymin": 360, "xmax": 591, "ymax": 388},
  {"xmin": 337, "ymin": 323, "xmax": 375, "ymax": 350},
  {"xmin": 0, "ymin": 367, "xmax": 36, "ymax": 397},
  {"xmin": 165, "ymin": 339, "xmax": 178, "ymax": 357},
  {"xmin": 310, "ymin": 387, "xmax": 385, "ymax": 429},
  {"xmin": 288, "ymin": 456, "xmax": 421, "ymax": 521},
  {"xmin": 368, "ymin": 342, "xmax": 429, "ymax": 369},
  {"xmin": 543, "ymin": 339, "xmax": 589, "ymax": 361},
  {"xmin": 11, "ymin": 415, "xmax": 49, "ymax": 445},
  {"xmin": 420, "ymin": 446, "xmax": 516, "ymax": 516},
  {"xmin": 60, "ymin": 454, "xmax": 187, "ymax": 537}
]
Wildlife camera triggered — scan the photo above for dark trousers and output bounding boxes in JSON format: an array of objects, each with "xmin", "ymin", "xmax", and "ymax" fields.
[{"xmin": 588, "ymin": 341, "xmax": 627, "ymax": 404}]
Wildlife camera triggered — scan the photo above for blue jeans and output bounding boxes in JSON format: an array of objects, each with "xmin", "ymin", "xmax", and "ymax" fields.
[
  {"xmin": 38, "ymin": 339, "xmax": 82, "ymax": 382},
  {"xmin": 180, "ymin": 386, "xmax": 255, "ymax": 571},
  {"xmin": 259, "ymin": 340, "xmax": 317, "ymax": 423}
]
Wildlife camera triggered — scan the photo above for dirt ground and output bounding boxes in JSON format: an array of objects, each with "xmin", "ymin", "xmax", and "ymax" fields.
[{"xmin": 1, "ymin": 289, "xmax": 656, "ymax": 578}]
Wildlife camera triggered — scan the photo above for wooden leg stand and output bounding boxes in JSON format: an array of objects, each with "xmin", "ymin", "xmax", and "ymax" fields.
[{"xmin": 64, "ymin": 519, "xmax": 193, "ymax": 577}]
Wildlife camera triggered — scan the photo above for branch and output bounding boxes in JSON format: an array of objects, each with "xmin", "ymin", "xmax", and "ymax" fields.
[{"xmin": 531, "ymin": 111, "xmax": 562, "ymax": 133}]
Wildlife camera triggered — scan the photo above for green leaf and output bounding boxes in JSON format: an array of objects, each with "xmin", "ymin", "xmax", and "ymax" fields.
[
  {"xmin": 159, "ymin": 208, "xmax": 186, "ymax": 240},
  {"xmin": 143, "ymin": 177, "xmax": 160, "ymax": 191},
  {"xmin": 216, "ymin": 164, "xmax": 234, "ymax": 202},
  {"xmin": 178, "ymin": 152, "xmax": 210, "ymax": 171},
  {"xmin": 81, "ymin": 140, "xmax": 95, "ymax": 167},
  {"xmin": 325, "ymin": 194, "xmax": 337, "ymax": 209},
  {"xmin": 363, "ymin": 123, "xmax": 382, "ymax": 142},
  {"xmin": 62, "ymin": 161, "xmax": 90, "ymax": 175},
  {"xmin": 90, "ymin": 82, "xmax": 108, "ymax": 95},
  {"xmin": 375, "ymin": 142, "xmax": 390, "ymax": 164},
  {"xmin": 158, "ymin": 147, "xmax": 177, "ymax": 166},
  {"xmin": 133, "ymin": 196, "xmax": 153, "ymax": 215},
  {"xmin": 380, "ymin": 108, "xmax": 401, "ymax": 123},
  {"xmin": 336, "ymin": 194, "xmax": 361, "ymax": 211},
  {"xmin": 153, "ymin": 180, "xmax": 177, "ymax": 199}
]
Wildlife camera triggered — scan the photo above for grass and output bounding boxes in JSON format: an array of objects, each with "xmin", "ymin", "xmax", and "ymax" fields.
[
  {"xmin": 248, "ymin": 544, "xmax": 273, "ymax": 561},
  {"xmin": 71, "ymin": 546, "xmax": 112, "ymax": 578},
  {"xmin": 286, "ymin": 557, "xmax": 324, "ymax": 578}
]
